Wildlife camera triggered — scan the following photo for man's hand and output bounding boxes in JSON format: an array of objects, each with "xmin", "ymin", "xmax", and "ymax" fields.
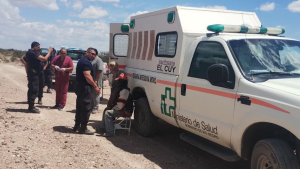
[
  {"xmin": 54, "ymin": 66, "xmax": 60, "ymax": 70},
  {"xmin": 95, "ymin": 86, "xmax": 101, "ymax": 95},
  {"xmin": 59, "ymin": 68, "xmax": 66, "ymax": 72},
  {"xmin": 48, "ymin": 47, "xmax": 53, "ymax": 53}
]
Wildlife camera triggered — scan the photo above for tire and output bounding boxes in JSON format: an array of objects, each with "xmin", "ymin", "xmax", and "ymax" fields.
[
  {"xmin": 251, "ymin": 138, "xmax": 300, "ymax": 169},
  {"xmin": 134, "ymin": 97, "xmax": 158, "ymax": 137}
]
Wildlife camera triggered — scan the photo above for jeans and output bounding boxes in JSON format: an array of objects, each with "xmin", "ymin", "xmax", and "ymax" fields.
[{"xmin": 101, "ymin": 109, "xmax": 121, "ymax": 134}]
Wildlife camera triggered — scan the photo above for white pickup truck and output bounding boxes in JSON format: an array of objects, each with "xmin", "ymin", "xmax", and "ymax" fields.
[{"xmin": 109, "ymin": 6, "xmax": 300, "ymax": 169}]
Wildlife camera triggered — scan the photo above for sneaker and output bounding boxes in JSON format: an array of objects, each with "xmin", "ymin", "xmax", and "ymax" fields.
[
  {"xmin": 102, "ymin": 132, "xmax": 114, "ymax": 137},
  {"xmin": 72, "ymin": 123, "xmax": 80, "ymax": 132},
  {"xmin": 92, "ymin": 109, "xmax": 98, "ymax": 114},
  {"xmin": 96, "ymin": 128, "xmax": 106, "ymax": 133},
  {"xmin": 78, "ymin": 128, "xmax": 94, "ymax": 135},
  {"xmin": 51, "ymin": 105, "xmax": 59, "ymax": 109},
  {"xmin": 47, "ymin": 88, "xmax": 52, "ymax": 93},
  {"xmin": 38, "ymin": 99, "xmax": 42, "ymax": 105},
  {"xmin": 58, "ymin": 107, "xmax": 64, "ymax": 111},
  {"xmin": 28, "ymin": 107, "xmax": 40, "ymax": 114}
]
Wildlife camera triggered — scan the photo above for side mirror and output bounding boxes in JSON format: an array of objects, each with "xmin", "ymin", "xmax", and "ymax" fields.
[{"xmin": 207, "ymin": 64, "xmax": 229, "ymax": 87}]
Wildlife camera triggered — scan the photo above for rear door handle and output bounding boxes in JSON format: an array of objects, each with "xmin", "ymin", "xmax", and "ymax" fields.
[{"xmin": 237, "ymin": 95, "xmax": 251, "ymax": 105}]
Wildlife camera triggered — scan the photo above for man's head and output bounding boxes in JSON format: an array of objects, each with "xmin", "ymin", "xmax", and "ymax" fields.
[
  {"xmin": 31, "ymin": 41, "xmax": 40, "ymax": 52},
  {"xmin": 60, "ymin": 49, "xmax": 67, "ymax": 58},
  {"xmin": 86, "ymin": 47, "xmax": 98, "ymax": 61},
  {"xmin": 108, "ymin": 61, "xmax": 119, "ymax": 73}
]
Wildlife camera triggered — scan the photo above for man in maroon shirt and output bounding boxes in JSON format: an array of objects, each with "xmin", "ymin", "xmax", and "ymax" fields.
[{"xmin": 51, "ymin": 49, "xmax": 74, "ymax": 110}]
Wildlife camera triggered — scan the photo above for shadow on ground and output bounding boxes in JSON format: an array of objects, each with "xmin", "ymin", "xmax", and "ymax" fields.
[
  {"xmin": 53, "ymin": 126, "xmax": 74, "ymax": 134},
  {"xmin": 6, "ymin": 101, "xmax": 27, "ymax": 105},
  {"xmin": 94, "ymin": 119, "xmax": 251, "ymax": 169},
  {"xmin": 6, "ymin": 108, "xmax": 28, "ymax": 113}
]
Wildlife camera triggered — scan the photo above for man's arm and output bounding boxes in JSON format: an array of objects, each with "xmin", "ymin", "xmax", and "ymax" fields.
[
  {"xmin": 95, "ymin": 70, "xmax": 102, "ymax": 84},
  {"xmin": 83, "ymin": 70, "xmax": 100, "ymax": 95},
  {"xmin": 37, "ymin": 48, "xmax": 53, "ymax": 61},
  {"xmin": 20, "ymin": 56, "xmax": 28, "ymax": 74},
  {"xmin": 43, "ymin": 62, "xmax": 48, "ymax": 70}
]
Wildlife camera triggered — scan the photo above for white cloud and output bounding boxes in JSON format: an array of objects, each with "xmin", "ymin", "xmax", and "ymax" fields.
[
  {"xmin": 256, "ymin": 2, "xmax": 275, "ymax": 11},
  {"xmin": 276, "ymin": 25, "xmax": 286, "ymax": 29},
  {"xmin": 0, "ymin": 1, "xmax": 109, "ymax": 50},
  {"xmin": 1, "ymin": 20, "xmax": 109, "ymax": 51},
  {"xmin": 200, "ymin": 5, "xmax": 227, "ymax": 10},
  {"xmin": 287, "ymin": 0, "xmax": 300, "ymax": 12},
  {"xmin": 73, "ymin": 1, "xmax": 83, "ymax": 11},
  {"xmin": 113, "ymin": 3, "xmax": 123, "ymax": 8},
  {"xmin": 78, "ymin": 6, "xmax": 108, "ymax": 19},
  {"xmin": 59, "ymin": 19, "xmax": 86, "ymax": 26},
  {"xmin": 86, "ymin": 0, "xmax": 119, "ymax": 2},
  {"xmin": 124, "ymin": 11, "xmax": 149, "ymax": 22},
  {"xmin": 0, "ymin": 0, "xmax": 24, "ymax": 25},
  {"xmin": 60, "ymin": 0, "xmax": 67, "ymax": 2},
  {"xmin": 10, "ymin": 0, "xmax": 59, "ymax": 10}
]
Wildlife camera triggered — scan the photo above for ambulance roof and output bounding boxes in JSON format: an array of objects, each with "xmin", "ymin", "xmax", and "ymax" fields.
[{"xmin": 212, "ymin": 34, "xmax": 297, "ymax": 41}]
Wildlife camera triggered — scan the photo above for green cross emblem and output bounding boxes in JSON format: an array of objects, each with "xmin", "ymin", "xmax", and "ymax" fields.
[{"xmin": 161, "ymin": 87, "xmax": 175, "ymax": 117}]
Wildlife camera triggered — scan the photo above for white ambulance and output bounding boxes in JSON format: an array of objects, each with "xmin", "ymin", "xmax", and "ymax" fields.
[{"xmin": 109, "ymin": 6, "xmax": 300, "ymax": 169}]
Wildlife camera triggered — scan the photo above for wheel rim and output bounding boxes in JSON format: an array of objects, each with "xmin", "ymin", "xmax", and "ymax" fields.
[
  {"xmin": 137, "ymin": 107, "xmax": 147, "ymax": 129},
  {"xmin": 257, "ymin": 155, "xmax": 273, "ymax": 169}
]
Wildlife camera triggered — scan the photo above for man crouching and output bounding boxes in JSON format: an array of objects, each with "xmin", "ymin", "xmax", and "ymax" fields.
[{"xmin": 98, "ymin": 72, "xmax": 133, "ymax": 137}]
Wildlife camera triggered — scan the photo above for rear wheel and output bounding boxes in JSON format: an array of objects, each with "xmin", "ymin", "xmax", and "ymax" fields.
[
  {"xmin": 251, "ymin": 138, "xmax": 300, "ymax": 169},
  {"xmin": 134, "ymin": 97, "xmax": 157, "ymax": 137}
]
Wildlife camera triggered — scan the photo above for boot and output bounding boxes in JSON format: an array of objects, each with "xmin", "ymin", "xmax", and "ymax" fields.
[
  {"xmin": 78, "ymin": 126, "xmax": 94, "ymax": 135},
  {"xmin": 72, "ymin": 123, "xmax": 80, "ymax": 132},
  {"xmin": 38, "ymin": 99, "xmax": 42, "ymax": 105},
  {"xmin": 28, "ymin": 106, "xmax": 40, "ymax": 114}
]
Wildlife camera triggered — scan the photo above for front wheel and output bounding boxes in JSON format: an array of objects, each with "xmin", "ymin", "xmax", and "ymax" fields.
[
  {"xmin": 134, "ymin": 97, "xmax": 158, "ymax": 137},
  {"xmin": 251, "ymin": 139, "xmax": 300, "ymax": 169}
]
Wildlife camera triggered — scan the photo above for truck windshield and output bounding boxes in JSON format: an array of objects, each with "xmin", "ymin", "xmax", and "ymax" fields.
[{"xmin": 229, "ymin": 39, "xmax": 300, "ymax": 79}]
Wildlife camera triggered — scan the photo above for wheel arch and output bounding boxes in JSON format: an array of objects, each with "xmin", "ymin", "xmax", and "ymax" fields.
[{"xmin": 241, "ymin": 122, "xmax": 297, "ymax": 160}]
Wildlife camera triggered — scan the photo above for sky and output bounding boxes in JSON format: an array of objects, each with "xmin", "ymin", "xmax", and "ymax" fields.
[{"xmin": 0, "ymin": 0, "xmax": 300, "ymax": 51}]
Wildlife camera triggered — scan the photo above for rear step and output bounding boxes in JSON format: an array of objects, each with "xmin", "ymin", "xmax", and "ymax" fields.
[{"xmin": 180, "ymin": 132, "xmax": 241, "ymax": 162}]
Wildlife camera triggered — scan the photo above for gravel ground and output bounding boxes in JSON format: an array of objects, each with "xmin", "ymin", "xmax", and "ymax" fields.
[{"xmin": 0, "ymin": 63, "xmax": 251, "ymax": 169}]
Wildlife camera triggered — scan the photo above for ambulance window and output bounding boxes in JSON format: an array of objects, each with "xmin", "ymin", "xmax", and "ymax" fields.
[
  {"xmin": 188, "ymin": 42, "xmax": 235, "ymax": 88},
  {"xmin": 155, "ymin": 32, "xmax": 178, "ymax": 58},
  {"xmin": 113, "ymin": 34, "xmax": 129, "ymax": 57}
]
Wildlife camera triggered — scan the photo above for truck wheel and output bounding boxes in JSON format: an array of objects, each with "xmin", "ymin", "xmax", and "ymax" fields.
[
  {"xmin": 134, "ymin": 97, "xmax": 157, "ymax": 137},
  {"xmin": 251, "ymin": 139, "xmax": 300, "ymax": 169}
]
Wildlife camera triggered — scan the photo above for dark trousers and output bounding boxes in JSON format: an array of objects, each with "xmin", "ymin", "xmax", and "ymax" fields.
[
  {"xmin": 27, "ymin": 71, "xmax": 44, "ymax": 108},
  {"xmin": 44, "ymin": 69, "xmax": 53, "ymax": 88},
  {"xmin": 75, "ymin": 83, "xmax": 95, "ymax": 128}
]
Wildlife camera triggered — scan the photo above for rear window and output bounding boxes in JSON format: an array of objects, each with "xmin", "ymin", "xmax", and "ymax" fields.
[
  {"xmin": 67, "ymin": 51, "xmax": 85, "ymax": 60},
  {"xmin": 41, "ymin": 49, "xmax": 48, "ymax": 56}
]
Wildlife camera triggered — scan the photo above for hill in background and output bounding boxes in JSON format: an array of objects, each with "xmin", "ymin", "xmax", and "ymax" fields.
[{"xmin": 0, "ymin": 48, "xmax": 26, "ymax": 63}]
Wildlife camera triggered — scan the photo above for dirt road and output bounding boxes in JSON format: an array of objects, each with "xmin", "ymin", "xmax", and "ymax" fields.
[{"xmin": 0, "ymin": 63, "xmax": 250, "ymax": 169}]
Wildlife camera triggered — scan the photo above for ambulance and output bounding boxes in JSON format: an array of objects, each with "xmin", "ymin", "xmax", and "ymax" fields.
[{"xmin": 109, "ymin": 6, "xmax": 300, "ymax": 169}]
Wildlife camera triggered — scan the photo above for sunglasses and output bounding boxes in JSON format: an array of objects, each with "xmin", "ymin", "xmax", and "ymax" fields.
[{"xmin": 88, "ymin": 51, "xmax": 96, "ymax": 56}]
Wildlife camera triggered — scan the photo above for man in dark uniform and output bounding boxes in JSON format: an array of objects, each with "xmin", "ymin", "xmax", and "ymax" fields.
[
  {"xmin": 73, "ymin": 47, "xmax": 100, "ymax": 134},
  {"xmin": 26, "ymin": 42, "xmax": 53, "ymax": 113},
  {"xmin": 22, "ymin": 48, "xmax": 45, "ymax": 105}
]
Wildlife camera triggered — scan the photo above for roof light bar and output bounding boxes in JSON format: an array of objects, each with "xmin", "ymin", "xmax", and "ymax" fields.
[{"xmin": 207, "ymin": 24, "xmax": 285, "ymax": 35}]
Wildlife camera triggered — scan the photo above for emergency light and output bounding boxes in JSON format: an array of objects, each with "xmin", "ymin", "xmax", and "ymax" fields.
[{"xmin": 207, "ymin": 24, "xmax": 285, "ymax": 35}]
